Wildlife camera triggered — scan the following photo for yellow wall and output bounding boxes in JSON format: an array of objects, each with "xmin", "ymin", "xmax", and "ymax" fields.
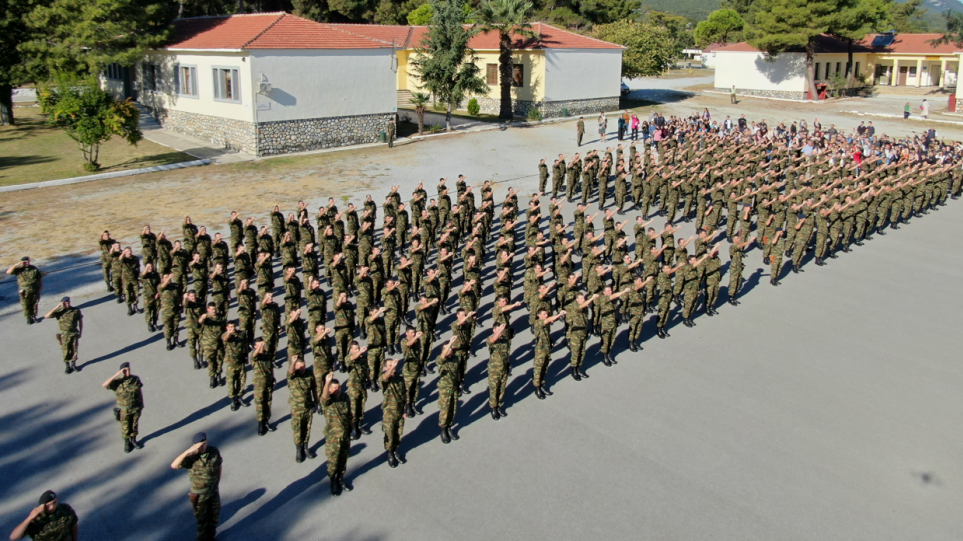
[{"xmin": 399, "ymin": 48, "xmax": 545, "ymax": 102}]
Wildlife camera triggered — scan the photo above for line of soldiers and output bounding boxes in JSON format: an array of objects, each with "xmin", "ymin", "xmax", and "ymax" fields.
[{"xmin": 11, "ymin": 111, "xmax": 960, "ymax": 541}]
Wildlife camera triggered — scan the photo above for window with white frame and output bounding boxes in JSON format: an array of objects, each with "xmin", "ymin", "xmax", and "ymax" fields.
[
  {"xmin": 213, "ymin": 67, "xmax": 240, "ymax": 102},
  {"xmin": 175, "ymin": 65, "xmax": 198, "ymax": 97}
]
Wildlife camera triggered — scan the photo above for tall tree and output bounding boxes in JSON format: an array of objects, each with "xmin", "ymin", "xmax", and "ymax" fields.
[
  {"xmin": 694, "ymin": 8, "xmax": 745, "ymax": 47},
  {"xmin": 829, "ymin": 0, "xmax": 890, "ymax": 89},
  {"xmin": 887, "ymin": 0, "xmax": 927, "ymax": 33},
  {"xmin": 20, "ymin": 0, "xmax": 171, "ymax": 79},
  {"xmin": 473, "ymin": 0, "xmax": 535, "ymax": 120},
  {"xmin": 749, "ymin": 0, "xmax": 848, "ymax": 100},
  {"xmin": 0, "ymin": 0, "xmax": 41, "ymax": 125},
  {"xmin": 593, "ymin": 20, "xmax": 675, "ymax": 78},
  {"xmin": 410, "ymin": 0, "xmax": 488, "ymax": 130}
]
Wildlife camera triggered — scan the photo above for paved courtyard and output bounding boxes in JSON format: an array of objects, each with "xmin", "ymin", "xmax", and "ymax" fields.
[{"xmin": 2, "ymin": 80, "xmax": 963, "ymax": 540}]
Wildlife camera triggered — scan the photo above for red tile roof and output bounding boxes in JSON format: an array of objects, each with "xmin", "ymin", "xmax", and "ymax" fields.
[
  {"xmin": 713, "ymin": 33, "xmax": 963, "ymax": 56},
  {"xmin": 169, "ymin": 13, "xmax": 394, "ymax": 50},
  {"xmin": 858, "ymin": 33, "xmax": 961, "ymax": 55},
  {"xmin": 326, "ymin": 21, "xmax": 623, "ymax": 50}
]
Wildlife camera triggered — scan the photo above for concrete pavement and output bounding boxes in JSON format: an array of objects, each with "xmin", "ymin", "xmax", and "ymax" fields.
[{"xmin": 2, "ymin": 80, "xmax": 963, "ymax": 540}]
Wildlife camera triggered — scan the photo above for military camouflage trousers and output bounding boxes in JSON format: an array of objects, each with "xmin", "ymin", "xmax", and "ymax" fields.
[
  {"xmin": 226, "ymin": 362, "xmax": 246, "ymax": 399},
  {"xmin": 118, "ymin": 407, "xmax": 141, "ymax": 440},
  {"xmin": 382, "ymin": 413, "xmax": 405, "ymax": 451},
  {"xmin": 291, "ymin": 406, "xmax": 313, "ymax": 445},
  {"xmin": 192, "ymin": 490, "xmax": 220, "ymax": 541},
  {"xmin": 254, "ymin": 374, "xmax": 275, "ymax": 422},
  {"xmin": 59, "ymin": 332, "xmax": 79, "ymax": 363},
  {"xmin": 325, "ymin": 432, "xmax": 350, "ymax": 477}
]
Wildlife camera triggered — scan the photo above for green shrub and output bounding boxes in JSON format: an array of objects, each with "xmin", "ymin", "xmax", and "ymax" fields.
[
  {"xmin": 467, "ymin": 98, "xmax": 480, "ymax": 116},
  {"xmin": 527, "ymin": 106, "xmax": 543, "ymax": 121},
  {"xmin": 426, "ymin": 124, "xmax": 444, "ymax": 133}
]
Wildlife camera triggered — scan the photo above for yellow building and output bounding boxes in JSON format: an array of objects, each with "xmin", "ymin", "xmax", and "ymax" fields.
[{"xmin": 327, "ymin": 22, "xmax": 625, "ymax": 117}]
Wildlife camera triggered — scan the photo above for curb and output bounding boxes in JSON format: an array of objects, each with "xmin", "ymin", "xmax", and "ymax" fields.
[
  {"xmin": 0, "ymin": 159, "xmax": 211, "ymax": 193},
  {"xmin": 703, "ymin": 90, "xmax": 859, "ymax": 104},
  {"xmin": 844, "ymin": 110, "xmax": 963, "ymax": 126}
]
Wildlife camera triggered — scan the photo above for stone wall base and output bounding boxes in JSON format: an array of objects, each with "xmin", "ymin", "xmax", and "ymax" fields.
[
  {"xmin": 720, "ymin": 88, "xmax": 807, "ymax": 100},
  {"xmin": 148, "ymin": 107, "xmax": 258, "ymax": 155},
  {"xmin": 256, "ymin": 113, "xmax": 393, "ymax": 156},
  {"xmin": 145, "ymin": 107, "xmax": 393, "ymax": 156}
]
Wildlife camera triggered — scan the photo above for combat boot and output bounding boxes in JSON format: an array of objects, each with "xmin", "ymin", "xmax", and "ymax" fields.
[
  {"xmin": 497, "ymin": 405, "xmax": 508, "ymax": 417},
  {"xmin": 490, "ymin": 407, "xmax": 501, "ymax": 421},
  {"xmin": 113, "ymin": 407, "xmax": 121, "ymax": 421},
  {"xmin": 460, "ymin": 383, "xmax": 471, "ymax": 395},
  {"xmin": 331, "ymin": 476, "xmax": 341, "ymax": 496},
  {"xmin": 71, "ymin": 361, "xmax": 81, "ymax": 372},
  {"xmin": 816, "ymin": 258, "xmax": 825, "ymax": 266},
  {"xmin": 304, "ymin": 443, "xmax": 317, "ymax": 459},
  {"xmin": 295, "ymin": 444, "xmax": 306, "ymax": 463},
  {"xmin": 360, "ymin": 327, "xmax": 367, "ymax": 340},
  {"xmin": 763, "ymin": 256, "xmax": 770, "ymax": 264},
  {"xmin": 230, "ymin": 398, "xmax": 240, "ymax": 411},
  {"xmin": 372, "ymin": 382, "xmax": 380, "ymax": 393},
  {"xmin": 571, "ymin": 368, "xmax": 582, "ymax": 381},
  {"xmin": 534, "ymin": 386, "xmax": 546, "ymax": 400},
  {"xmin": 124, "ymin": 439, "xmax": 134, "ymax": 453},
  {"xmin": 132, "ymin": 437, "xmax": 143, "ymax": 449},
  {"xmin": 601, "ymin": 355, "xmax": 612, "ymax": 367},
  {"xmin": 257, "ymin": 421, "xmax": 267, "ymax": 436},
  {"xmin": 166, "ymin": 338, "xmax": 175, "ymax": 351},
  {"xmin": 440, "ymin": 427, "xmax": 451, "ymax": 444},
  {"xmin": 148, "ymin": 323, "xmax": 156, "ymax": 332},
  {"xmin": 578, "ymin": 367, "xmax": 590, "ymax": 378},
  {"xmin": 65, "ymin": 362, "xmax": 74, "ymax": 374},
  {"xmin": 209, "ymin": 376, "xmax": 218, "ymax": 389},
  {"xmin": 387, "ymin": 451, "xmax": 399, "ymax": 468},
  {"xmin": 266, "ymin": 420, "xmax": 276, "ymax": 432}
]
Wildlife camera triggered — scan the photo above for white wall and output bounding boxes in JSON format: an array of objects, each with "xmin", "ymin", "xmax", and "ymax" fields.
[
  {"xmin": 543, "ymin": 49, "xmax": 622, "ymax": 101},
  {"xmin": 140, "ymin": 51, "xmax": 255, "ymax": 122},
  {"xmin": 714, "ymin": 51, "xmax": 807, "ymax": 93},
  {"xmin": 249, "ymin": 49, "xmax": 397, "ymax": 121}
]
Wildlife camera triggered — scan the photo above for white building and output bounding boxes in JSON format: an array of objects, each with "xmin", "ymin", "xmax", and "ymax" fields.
[
  {"xmin": 122, "ymin": 12, "xmax": 398, "ymax": 156},
  {"xmin": 713, "ymin": 33, "xmax": 962, "ymax": 101}
]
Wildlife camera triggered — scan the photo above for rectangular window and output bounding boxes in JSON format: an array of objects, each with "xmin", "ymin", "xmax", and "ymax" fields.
[
  {"xmin": 175, "ymin": 65, "xmax": 198, "ymax": 97},
  {"xmin": 814, "ymin": 64, "xmax": 821, "ymax": 80},
  {"xmin": 512, "ymin": 64, "xmax": 523, "ymax": 87},
  {"xmin": 486, "ymin": 64, "xmax": 498, "ymax": 85},
  {"xmin": 213, "ymin": 67, "xmax": 240, "ymax": 102},
  {"xmin": 105, "ymin": 63, "xmax": 123, "ymax": 81},
  {"xmin": 143, "ymin": 63, "xmax": 157, "ymax": 92},
  {"xmin": 909, "ymin": 66, "xmax": 917, "ymax": 77}
]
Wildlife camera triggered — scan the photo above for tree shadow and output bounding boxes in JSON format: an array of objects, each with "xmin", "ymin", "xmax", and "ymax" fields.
[
  {"xmin": 140, "ymin": 396, "xmax": 232, "ymax": 444},
  {"xmin": 80, "ymin": 333, "xmax": 165, "ymax": 369}
]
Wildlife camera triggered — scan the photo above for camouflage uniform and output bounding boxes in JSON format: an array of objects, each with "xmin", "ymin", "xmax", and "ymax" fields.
[
  {"xmin": 12, "ymin": 263, "xmax": 41, "ymax": 321},
  {"xmin": 622, "ymin": 287, "xmax": 645, "ymax": 347},
  {"xmin": 401, "ymin": 338, "xmax": 423, "ymax": 408},
  {"xmin": 252, "ymin": 349, "xmax": 275, "ymax": 423},
  {"xmin": 532, "ymin": 318, "xmax": 552, "ymax": 388},
  {"xmin": 261, "ymin": 302, "xmax": 281, "ymax": 362},
  {"xmin": 22, "ymin": 503, "xmax": 78, "ymax": 540},
  {"xmin": 322, "ymin": 391, "xmax": 352, "ymax": 478},
  {"xmin": 141, "ymin": 270, "xmax": 160, "ymax": 329},
  {"xmin": 184, "ymin": 299, "xmax": 204, "ymax": 361},
  {"xmin": 597, "ymin": 294, "xmax": 618, "ymax": 355},
  {"xmin": 381, "ymin": 371, "xmax": 407, "ymax": 451},
  {"xmin": 565, "ymin": 300, "xmax": 588, "ymax": 370},
  {"xmin": 224, "ymin": 332, "xmax": 249, "ymax": 401},
  {"xmin": 287, "ymin": 317, "xmax": 307, "ymax": 363},
  {"xmin": 200, "ymin": 316, "xmax": 225, "ymax": 380},
  {"xmin": 334, "ymin": 301, "xmax": 355, "ymax": 366},
  {"xmin": 289, "ymin": 368, "xmax": 317, "ymax": 447},
  {"xmin": 108, "ymin": 374, "xmax": 144, "ymax": 442},
  {"xmin": 437, "ymin": 347, "xmax": 459, "ymax": 428},
  {"xmin": 346, "ymin": 352, "xmax": 368, "ymax": 429},
  {"xmin": 160, "ymin": 280, "xmax": 181, "ymax": 343},
  {"xmin": 487, "ymin": 331, "xmax": 511, "ymax": 409},
  {"xmin": 367, "ymin": 314, "xmax": 386, "ymax": 382},
  {"xmin": 51, "ymin": 304, "xmax": 83, "ymax": 364},
  {"xmin": 179, "ymin": 446, "xmax": 222, "ymax": 541}
]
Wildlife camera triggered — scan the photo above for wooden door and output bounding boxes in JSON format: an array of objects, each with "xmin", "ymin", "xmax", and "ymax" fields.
[{"xmin": 898, "ymin": 66, "xmax": 908, "ymax": 86}]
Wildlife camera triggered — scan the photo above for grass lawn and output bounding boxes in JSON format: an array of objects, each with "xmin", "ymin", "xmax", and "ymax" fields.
[{"xmin": 0, "ymin": 106, "xmax": 195, "ymax": 187}]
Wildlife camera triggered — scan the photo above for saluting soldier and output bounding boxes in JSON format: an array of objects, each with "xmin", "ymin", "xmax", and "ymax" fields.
[
  {"xmin": 380, "ymin": 358, "xmax": 407, "ymax": 468},
  {"xmin": 251, "ymin": 338, "xmax": 278, "ymax": 436},
  {"xmin": 103, "ymin": 361, "xmax": 144, "ymax": 453},
  {"xmin": 288, "ymin": 356, "xmax": 318, "ymax": 463},
  {"xmin": 320, "ymin": 372, "xmax": 352, "ymax": 496},
  {"xmin": 45, "ymin": 297, "xmax": 83, "ymax": 374},
  {"xmin": 9, "ymin": 490, "xmax": 78, "ymax": 541},
  {"xmin": 223, "ymin": 320, "xmax": 251, "ymax": 411},
  {"xmin": 7, "ymin": 256, "xmax": 42, "ymax": 324},
  {"xmin": 171, "ymin": 433, "xmax": 222, "ymax": 541}
]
